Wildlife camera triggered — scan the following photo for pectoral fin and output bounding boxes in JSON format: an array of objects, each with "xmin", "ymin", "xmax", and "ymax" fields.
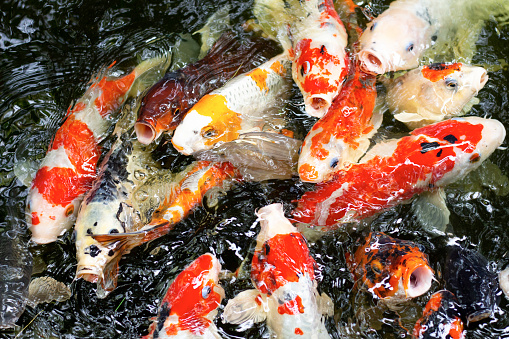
[
  {"xmin": 222, "ymin": 289, "xmax": 268, "ymax": 325},
  {"xmin": 411, "ymin": 189, "xmax": 450, "ymax": 236},
  {"xmin": 316, "ymin": 292, "xmax": 334, "ymax": 317}
]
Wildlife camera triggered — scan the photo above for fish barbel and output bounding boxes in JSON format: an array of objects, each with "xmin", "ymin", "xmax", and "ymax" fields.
[
  {"xmin": 135, "ymin": 31, "xmax": 281, "ymax": 145},
  {"xmin": 385, "ymin": 63, "xmax": 488, "ymax": 129},
  {"xmin": 141, "ymin": 253, "xmax": 224, "ymax": 339},
  {"xmin": 27, "ymin": 57, "xmax": 167, "ymax": 244},
  {"xmin": 171, "ymin": 53, "xmax": 292, "ymax": 155},
  {"xmin": 223, "ymin": 203, "xmax": 333, "ymax": 339},
  {"xmin": 292, "ymin": 117, "xmax": 506, "ymax": 227},
  {"xmin": 298, "ymin": 59, "xmax": 380, "ymax": 183},
  {"xmin": 346, "ymin": 232, "xmax": 434, "ymax": 300}
]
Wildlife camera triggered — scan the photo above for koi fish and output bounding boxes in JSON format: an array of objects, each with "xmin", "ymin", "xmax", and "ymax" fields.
[
  {"xmin": 385, "ymin": 63, "xmax": 488, "ymax": 129},
  {"xmin": 298, "ymin": 60, "xmax": 380, "ymax": 183},
  {"xmin": 412, "ymin": 290, "xmax": 465, "ymax": 339},
  {"xmin": 292, "ymin": 117, "xmax": 506, "ymax": 227},
  {"xmin": 135, "ymin": 31, "xmax": 281, "ymax": 145},
  {"xmin": 27, "ymin": 57, "xmax": 167, "ymax": 244},
  {"xmin": 358, "ymin": 0, "xmax": 509, "ymax": 74},
  {"xmin": 171, "ymin": 54, "xmax": 292, "ymax": 155},
  {"xmin": 222, "ymin": 203, "xmax": 333, "ymax": 339},
  {"xmin": 142, "ymin": 253, "xmax": 224, "ymax": 339},
  {"xmin": 444, "ymin": 245, "xmax": 500, "ymax": 323},
  {"xmin": 346, "ymin": 232, "xmax": 433, "ymax": 300},
  {"xmin": 254, "ymin": 0, "xmax": 349, "ymax": 118},
  {"xmin": 74, "ymin": 130, "xmax": 162, "ymax": 297},
  {"xmin": 78, "ymin": 161, "xmax": 239, "ymax": 296}
]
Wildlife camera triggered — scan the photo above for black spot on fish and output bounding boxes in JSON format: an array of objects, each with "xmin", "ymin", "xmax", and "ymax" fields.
[
  {"xmin": 86, "ymin": 228, "xmax": 93, "ymax": 235},
  {"xmin": 88, "ymin": 245, "xmax": 101, "ymax": 258},
  {"xmin": 437, "ymin": 149, "xmax": 443, "ymax": 157},
  {"xmin": 428, "ymin": 63, "xmax": 448, "ymax": 71},
  {"xmin": 320, "ymin": 45, "xmax": 326, "ymax": 54},
  {"xmin": 370, "ymin": 22, "xmax": 377, "ymax": 31},
  {"xmin": 431, "ymin": 35, "xmax": 438, "ymax": 42},
  {"xmin": 108, "ymin": 250, "xmax": 114, "ymax": 257},
  {"xmin": 93, "ymin": 222, "xmax": 98, "ymax": 227},
  {"xmin": 109, "ymin": 229, "xmax": 119, "ymax": 234},
  {"xmin": 264, "ymin": 244, "xmax": 270, "ymax": 256},
  {"xmin": 420, "ymin": 142, "xmax": 440, "ymax": 154},
  {"xmin": 444, "ymin": 134, "xmax": 457, "ymax": 144}
]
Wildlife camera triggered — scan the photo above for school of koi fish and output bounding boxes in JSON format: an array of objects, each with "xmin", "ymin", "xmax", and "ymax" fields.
[{"xmin": 3, "ymin": 0, "xmax": 509, "ymax": 337}]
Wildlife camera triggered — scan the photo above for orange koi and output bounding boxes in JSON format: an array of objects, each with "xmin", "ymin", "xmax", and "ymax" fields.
[
  {"xmin": 27, "ymin": 58, "xmax": 163, "ymax": 244},
  {"xmin": 141, "ymin": 253, "xmax": 225, "ymax": 338},
  {"xmin": 298, "ymin": 59, "xmax": 379, "ymax": 183},
  {"xmin": 292, "ymin": 117, "xmax": 505, "ymax": 227},
  {"xmin": 223, "ymin": 203, "xmax": 332, "ymax": 338},
  {"xmin": 346, "ymin": 232, "xmax": 434, "ymax": 300}
]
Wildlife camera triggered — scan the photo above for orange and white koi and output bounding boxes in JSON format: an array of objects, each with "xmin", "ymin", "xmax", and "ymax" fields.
[
  {"xmin": 171, "ymin": 54, "xmax": 292, "ymax": 155},
  {"xmin": 27, "ymin": 58, "xmax": 164, "ymax": 244},
  {"xmin": 292, "ymin": 117, "xmax": 506, "ymax": 227},
  {"xmin": 298, "ymin": 60, "xmax": 380, "ymax": 183},
  {"xmin": 142, "ymin": 253, "xmax": 225, "ymax": 339},
  {"xmin": 78, "ymin": 161, "xmax": 239, "ymax": 296},
  {"xmin": 385, "ymin": 63, "xmax": 488, "ymax": 129},
  {"xmin": 413, "ymin": 290, "xmax": 465, "ymax": 339},
  {"xmin": 346, "ymin": 232, "xmax": 434, "ymax": 300},
  {"xmin": 223, "ymin": 203, "xmax": 333, "ymax": 339}
]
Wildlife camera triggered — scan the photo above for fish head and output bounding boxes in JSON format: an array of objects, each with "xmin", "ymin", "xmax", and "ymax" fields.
[
  {"xmin": 410, "ymin": 117, "xmax": 505, "ymax": 186},
  {"xmin": 358, "ymin": 7, "xmax": 433, "ymax": 74},
  {"xmin": 417, "ymin": 63, "xmax": 488, "ymax": 116},
  {"xmin": 136, "ymin": 74, "xmax": 184, "ymax": 145},
  {"xmin": 351, "ymin": 232, "xmax": 433, "ymax": 300},
  {"xmin": 251, "ymin": 204, "xmax": 316, "ymax": 295},
  {"xmin": 75, "ymin": 201, "xmax": 139, "ymax": 295},
  {"xmin": 156, "ymin": 253, "xmax": 224, "ymax": 335},
  {"xmin": 27, "ymin": 173, "xmax": 81, "ymax": 244},
  {"xmin": 171, "ymin": 94, "xmax": 242, "ymax": 155}
]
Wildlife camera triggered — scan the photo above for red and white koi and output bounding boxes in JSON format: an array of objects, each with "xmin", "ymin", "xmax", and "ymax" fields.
[
  {"xmin": 142, "ymin": 253, "xmax": 225, "ymax": 339},
  {"xmin": 292, "ymin": 117, "xmax": 506, "ymax": 228},
  {"xmin": 27, "ymin": 58, "xmax": 165, "ymax": 244},
  {"xmin": 254, "ymin": 0, "xmax": 349, "ymax": 118},
  {"xmin": 298, "ymin": 60, "xmax": 380, "ymax": 183},
  {"xmin": 171, "ymin": 54, "xmax": 292, "ymax": 155},
  {"xmin": 222, "ymin": 203, "xmax": 333, "ymax": 339},
  {"xmin": 385, "ymin": 63, "xmax": 488, "ymax": 129}
]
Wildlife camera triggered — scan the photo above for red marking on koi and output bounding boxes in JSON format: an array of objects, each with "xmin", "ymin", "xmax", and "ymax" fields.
[{"xmin": 421, "ymin": 63, "xmax": 462, "ymax": 82}]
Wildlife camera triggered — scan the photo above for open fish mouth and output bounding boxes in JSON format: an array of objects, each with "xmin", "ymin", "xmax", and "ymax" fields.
[
  {"xmin": 135, "ymin": 120, "xmax": 158, "ymax": 145},
  {"xmin": 76, "ymin": 266, "xmax": 101, "ymax": 284},
  {"xmin": 358, "ymin": 50, "xmax": 387, "ymax": 75},
  {"xmin": 405, "ymin": 264, "xmax": 434, "ymax": 298}
]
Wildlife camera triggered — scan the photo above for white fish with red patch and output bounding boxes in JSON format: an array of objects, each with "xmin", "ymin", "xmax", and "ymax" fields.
[
  {"xmin": 385, "ymin": 62, "xmax": 489, "ymax": 129},
  {"xmin": 142, "ymin": 253, "xmax": 225, "ymax": 339},
  {"xmin": 254, "ymin": 0, "xmax": 349, "ymax": 118},
  {"xmin": 222, "ymin": 203, "xmax": 333, "ymax": 339},
  {"xmin": 26, "ymin": 57, "xmax": 168, "ymax": 244},
  {"xmin": 171, "ymin": 54, "xmax": 292, "ymax": 156}
]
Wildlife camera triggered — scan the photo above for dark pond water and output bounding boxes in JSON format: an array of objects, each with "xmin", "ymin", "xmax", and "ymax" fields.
[{"xmin": 0, "ymin": 0, "xmax": 508, "ymax": 338}]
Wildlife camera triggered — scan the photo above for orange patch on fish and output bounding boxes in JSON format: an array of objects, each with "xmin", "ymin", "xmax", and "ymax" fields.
[
  {"xmin": 248, "ymin": 67, "xmax": 270, "ymax": 92},
  {"xmin": 295, "ymin": 328, "xmax": 304, "ymax": 335},
  {"xmin": 421, "ymin": 63, "xmax": 462, "ymax": 82},
  {"xmin": 94, "ymin": 71, "xmax": 136, "ymax": 117},
  {"xmin": 299, "ymin": 163, "xmax": 319, "ymax": 182},
  {"xmin": 277, "ymin": 295, "xmax": 305, "ymax": 315},
  {"xmin": 270, "ymin": 60, "xmax": 286, "ymax": 76}
]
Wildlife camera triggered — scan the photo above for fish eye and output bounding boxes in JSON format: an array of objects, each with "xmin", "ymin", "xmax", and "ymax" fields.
[
  {"xmin": 202, "ymin": 285, "xmax": 212, "ymax": 299},
  {"xmin": 445, "ymin": 78, "xmax": 458, "ymax": 89},
  {"xmin": 406, "ymin": 43, "xmax": 414, "ymax": 52},
  {"xmin": 300, "ymin": 61, "xmax": 311, "ymax": 77},
  {"xmin": 65, "ymin": 205, "xmax": 74, "ymax": 217},
  {"xmin": 201, "ymin": 127, "xmax": 217, "ymax": 139}
]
